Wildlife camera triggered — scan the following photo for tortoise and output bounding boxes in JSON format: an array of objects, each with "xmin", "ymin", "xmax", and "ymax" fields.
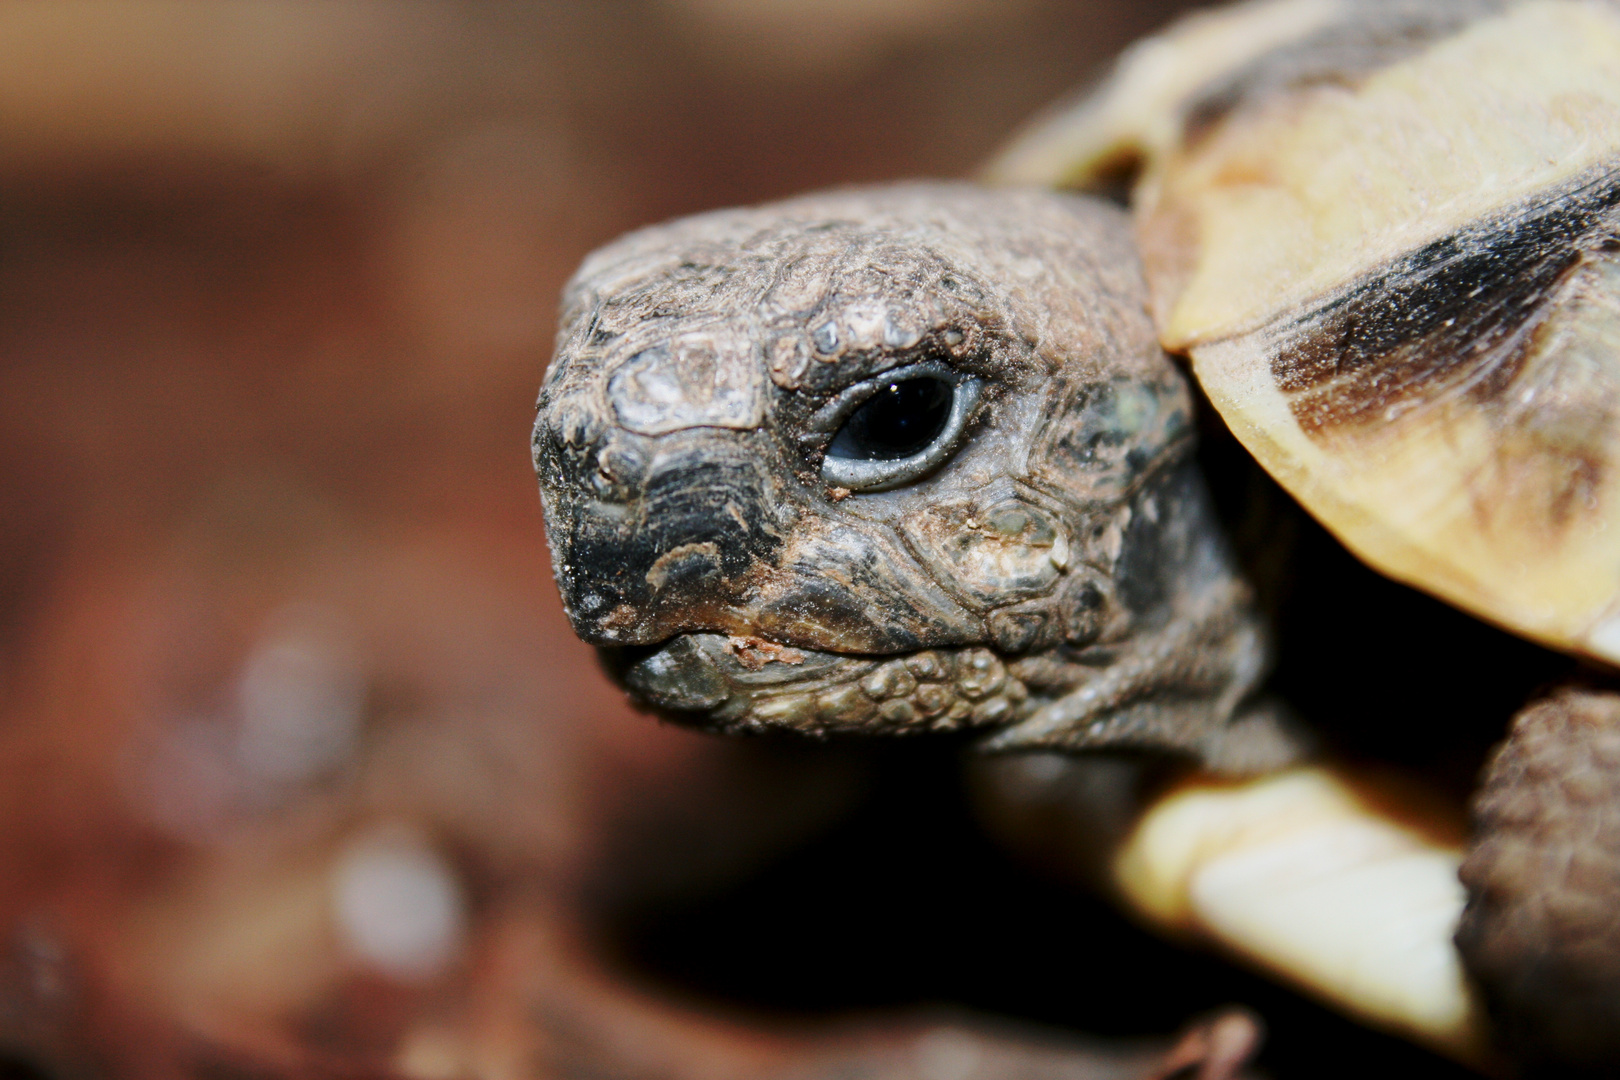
[{"xmin": 532, "ymin": 0, "xmax": 1620, "ymax": 1072}]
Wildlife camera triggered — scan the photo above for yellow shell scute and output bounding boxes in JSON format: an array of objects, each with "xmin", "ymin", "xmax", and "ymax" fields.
[
  {"xmin": 1192, "ymin": 271, "xmax": 1620, "ymax": 662},
  {"xmin": 991, "ymin": 0, "xmax": 1620, "ymax": 662},
  {"xmin": 984, "ymin": 0, "xmax": 1344, "ymax": 190},
  {"xmin": 1156, "ymin": 0, "xmax": 1620, "ymax": 347}
]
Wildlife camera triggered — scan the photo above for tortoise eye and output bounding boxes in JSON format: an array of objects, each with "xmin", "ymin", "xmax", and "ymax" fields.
[
  {"xmin": 828, "ymin": 377, "xmax": 953, "ymax": 461},
  {"xmin": 820, "ymin": 368, "xmax": 982, "ymax": 492}
]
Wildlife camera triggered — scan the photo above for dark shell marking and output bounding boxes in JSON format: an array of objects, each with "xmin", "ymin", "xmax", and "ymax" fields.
[
  {"xmin": 1180, "ymin": 0, "xmax": 1506, "ymax": 147},
  {"xmin": 1229, "ymin": 159, "xmax": 1620, "ymax": 544},
  {"xmin": 1272, "ymin": 160, "xmax": 1620, "ymax": 440}
]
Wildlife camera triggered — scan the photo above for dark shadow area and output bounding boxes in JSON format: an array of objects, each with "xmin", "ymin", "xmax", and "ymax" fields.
[
  {"xmin": 600, "ymin": 738, "xmax": 1477, "ymax": 1080},
  {"xmin": 1193, "ymin": 379, "xmax": 1581, "ymax": 801},
  {"xmin": 0, "ymin": 1058, "xmax": 48, "ymax": 1080}
]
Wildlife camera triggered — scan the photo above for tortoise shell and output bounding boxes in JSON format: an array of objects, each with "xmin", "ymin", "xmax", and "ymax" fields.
[{"xmin": 991, "ymin": 0, "xmax": 1620, "ymax": 665}]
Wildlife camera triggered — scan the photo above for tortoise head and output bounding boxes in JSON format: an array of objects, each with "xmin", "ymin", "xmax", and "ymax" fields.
[{"xmin": 534, "ymin": 184, "xmax": 1270, "ymax": 755}]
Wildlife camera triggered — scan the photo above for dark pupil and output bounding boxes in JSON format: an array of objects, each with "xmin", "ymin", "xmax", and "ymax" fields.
[{"xmin": 828, "ymin": 377, "xmax": 954, "ymax": 461}]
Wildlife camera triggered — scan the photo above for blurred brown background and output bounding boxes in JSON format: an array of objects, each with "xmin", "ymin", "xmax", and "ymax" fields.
[{"xmin": 0, "ymin": 4, "xmax": 1483, "ymax": 1079}]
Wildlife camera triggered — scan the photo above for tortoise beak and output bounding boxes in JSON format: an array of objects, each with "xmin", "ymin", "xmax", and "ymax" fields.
[{"xmin": 606, "ymin": 632, "xmax": 860, "ymax": 718}]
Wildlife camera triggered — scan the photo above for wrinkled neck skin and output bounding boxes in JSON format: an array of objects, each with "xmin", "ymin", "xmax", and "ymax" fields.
[{"xmin": 534, "ymin": 184, "xmax": 1299, "ymax": 772}]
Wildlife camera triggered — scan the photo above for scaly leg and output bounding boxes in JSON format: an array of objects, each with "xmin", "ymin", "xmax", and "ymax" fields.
[{"xmin": 1458, "ymin": 686, "xmax": 1620, "ymax": 1073}]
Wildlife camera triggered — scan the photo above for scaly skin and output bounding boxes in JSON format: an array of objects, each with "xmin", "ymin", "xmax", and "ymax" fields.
[{"xmin": 1459, "ymin": 688, "xmax": 1620, "ymax": 1074}]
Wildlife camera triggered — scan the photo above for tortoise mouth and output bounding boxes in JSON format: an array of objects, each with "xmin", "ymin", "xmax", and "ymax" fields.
[{"xmin": 605, "ymin": 632, "xmax": 1031, "ymax": 737}]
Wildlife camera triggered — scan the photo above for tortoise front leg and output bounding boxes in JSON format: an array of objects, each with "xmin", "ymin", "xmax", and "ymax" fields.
[
  {"xmin": 972, "ymin": 747, "xmax": 1493, "ymax": 1066},
  {"xmin": 1112, "ymin": 763, "xmax": 1486, "ymax": 1060},
  {"xmin": 1458, "ymin": 686, "xmax": 1620, "ymax": 1073},
  {"xmin": 980, "ymin": 689, "xmax": 1620, "ymax": 1074}
]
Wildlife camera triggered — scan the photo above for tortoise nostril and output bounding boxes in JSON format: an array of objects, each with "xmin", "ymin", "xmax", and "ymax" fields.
[
  {"xmin": 535, "ymin": 385, "xmax": 656, "ymax": 505},
  {"xmin": 591, "ymin": 442, "xmax": 648, "ymax": 500},
  {"xmin": 546, "ymin": 398, "xmax": 605, "ymax": 452}
]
